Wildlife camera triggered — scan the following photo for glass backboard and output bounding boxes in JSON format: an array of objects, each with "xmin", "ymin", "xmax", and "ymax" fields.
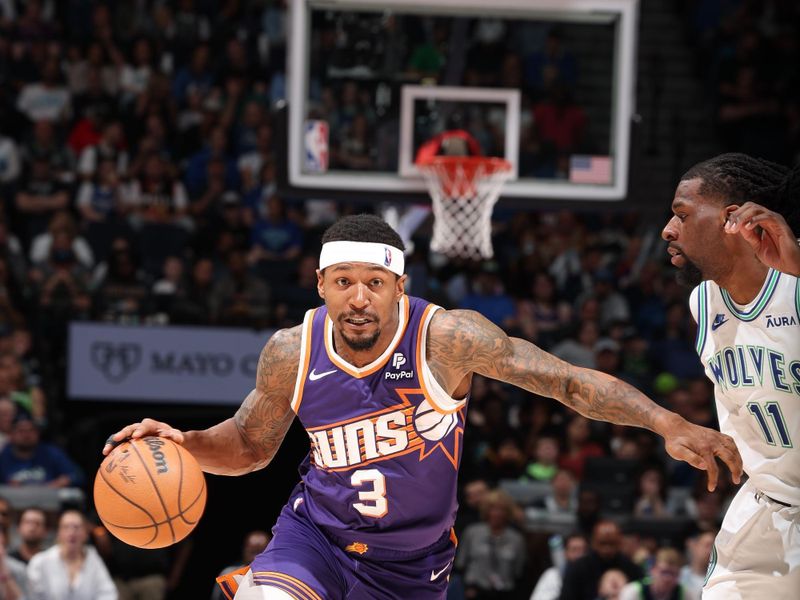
[{"xmin": 287, "ymin": 0, "xmax": 637, "ymax": 201}]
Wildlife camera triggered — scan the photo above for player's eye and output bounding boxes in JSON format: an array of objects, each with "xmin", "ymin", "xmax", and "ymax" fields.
[
  {"xmin": 336, "ymin": 278, "xmax": 349, "ymax": 286},
  {"xmin": 370, "ymin": 279, "xmax": 383, "ymax": 287}
]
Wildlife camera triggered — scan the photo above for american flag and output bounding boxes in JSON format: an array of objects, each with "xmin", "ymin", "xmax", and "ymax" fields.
[{"xmin": 569, "ymin": 155, "xmax": 613, "ymax": 184}]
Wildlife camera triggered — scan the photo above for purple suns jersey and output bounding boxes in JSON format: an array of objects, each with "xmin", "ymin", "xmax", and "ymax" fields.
[{"xmin": 289, "ymin": 295, "xmax": 467, "ymax": 553}]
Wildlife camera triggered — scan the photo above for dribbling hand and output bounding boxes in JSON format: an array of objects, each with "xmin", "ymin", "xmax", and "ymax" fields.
[{"xmin": 102, "ymin": 418, "xmax": 185, "ymax": 456}]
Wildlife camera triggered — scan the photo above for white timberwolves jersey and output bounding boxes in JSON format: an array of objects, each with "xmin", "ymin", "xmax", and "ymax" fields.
[{"xmin": 690, "ymin": 268, "xmax": 800, "ymax": 505}]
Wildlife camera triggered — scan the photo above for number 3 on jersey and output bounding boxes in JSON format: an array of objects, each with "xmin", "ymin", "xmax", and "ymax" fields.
[
  {"xmin": 351, "ymin": 469, "xmax": 388, "ymax": 517},
  {"xmin": 748, "ymin": 401, "xmax": 793, "ymax": 447}
]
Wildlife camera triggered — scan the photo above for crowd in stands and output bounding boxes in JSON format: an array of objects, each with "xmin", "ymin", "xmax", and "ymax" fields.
[{"xmin": 0, "ymin": 1, "xmax": 795, "ymax": 599}]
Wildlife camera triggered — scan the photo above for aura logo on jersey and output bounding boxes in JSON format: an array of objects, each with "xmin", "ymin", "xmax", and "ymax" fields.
[
  {"xmin": 307, "ymin": 388, "xmax": 463, "ymax": 471},
  {"xmin": 765, "ymin": 314, "xmax": 798, "ymax": 328}
]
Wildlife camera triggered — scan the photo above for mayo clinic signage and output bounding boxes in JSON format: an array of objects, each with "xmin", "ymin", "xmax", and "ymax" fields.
[{"xmin": 68, "ymin": 322, "xmax": 274, "ymax": 405}]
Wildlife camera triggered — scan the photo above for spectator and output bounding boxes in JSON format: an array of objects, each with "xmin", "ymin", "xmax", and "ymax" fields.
[
  {"xmin": 0, "ymin": 399, "xmax": 16, "ymax": 451},
  {"xmin": 0, "ymin": 134, "xmax": 21, "ymax": 194},
  {"xmin": 458, "ymin": 267, "xmax": 516, "ymax": 329},
  {"xmin": 558, "ymin": 415, "xmax": 605, "ymax": 480},
  {"xmin": 595, "ymin": 569, "xmax": 628, "ymax": 600},
  {"xmin": 9, "ymin": 507, "xmax": 48, "ymax": 564},
  {"xmin": 27, "ymin": 509, "xmax": 117, "ymax": 600},
  {"xmin": 76, "ymin": 157, "xmax": 130, "ymax": 262},
  {"xmin": 551, "ymin": 320, "xmax": 600, "ymax": 369},
  {"xmin": 123, "ymin": 154, "xmax": 191, "ymax": 273},
  {"xmin": 92, "ymin": 237, "xmax": 150, "ymax": 323},
  {"xmin": 523, "ymin": 434, "xmax": 560, "ymax": 482},
  {"xmin": 248, "ymin": 195, "xmax": 303, "ymax": 283},
  {"xmin": 171, "ymin": 257, "xmax": 215, "ymax": 325},
  {"xmin": 210, "ymin": 249, "xmax": 270, "ymax": 328},
  {"xmin": 151, "ymin": 256, "xmax": 185, "ymax": 322},
  {"xmin": 210, "ymin": 530, "xmax": 270, "ymax": 600},
  {"xmin": 77, "ymin": 121, "xmax": 128, "ymax": 180},
  {"xmin": 29, "ymin": 211, "xmax": 94, "ymax": 270},
  {"xmin": 524, "ymin": 27, "xmax": 577, "ymax": 93},
  {"xmin": 0, "ymin": 411, "xmax": 83, "ymax": 487},
  {"xmin": 533, "ymin": 470, "xmax": 577, "ymax": 514},
  {"xmin": 455, "ymin": 489, "xmax": 526, "ymax": 599},
  {"xmin": 531, "ymin": 533, "xmax": 588, "ymax": 600},
  {"xmin": 16, "ymin": 57, "xmax": 71, "ymax": 124},
  {"xmin": 0, "ymin": 525, "xmax": 26, "ymax": 600},
  {"xmin": 0, "ymin": 258, "xmax": 25, "ymax": 335},
  {"xmin": 559, "ymin": 520, "xmax": 642, "ymax": 600},
  {"xmin": 118, "ymin": 37, "xmax": 155, "ymax": 107},
  {"xmin": 632, "ymin": 467, "xmax": 669, "ymax": 518},
  {"xmin": 30, "ymin": 228, "xmax": 92, "ymax": 333},
  {"xmin": 20, "ymin": 120, "xmax": 74, "ymax": 185},
  {"xmin": 680, "ymin": 531, "xmax": 716, "ymax": 598},
  {"xmin": 0, "ymin": 353, "xmax": 46, "ymax": 425},
  {"xmin": 14, "ymin": 153, "xmax": 70, "ymax": 248},
  {"xmin": 619, "ymin": 548, "xmax": 699, "ymax": 600},
  {"xmin": 454, "ymin": 478, "xmax": 490, "ymax": 539}
]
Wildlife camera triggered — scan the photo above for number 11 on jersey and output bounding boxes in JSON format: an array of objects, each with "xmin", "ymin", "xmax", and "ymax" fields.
[{"xmin": 748, "ymin": 401, "xmax": 793, "ymax": 447}]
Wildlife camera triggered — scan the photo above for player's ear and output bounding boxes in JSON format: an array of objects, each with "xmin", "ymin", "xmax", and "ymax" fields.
[
  {"xmin": 316, "ymin": 269, "xmax": 325, "ymax": 299},
  {"xmin": 395, "ymin": 274, "xmax": 407, "ymax": 298},
  {"xmin": 724, "ymin": 204, "xmax": 740, "ymax": 219}
]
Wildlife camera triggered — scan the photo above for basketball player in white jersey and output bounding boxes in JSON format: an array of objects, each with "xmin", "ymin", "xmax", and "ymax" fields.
[{"xmin": 662, "ymin": 153, "xmax": 800, "ymax": 599}]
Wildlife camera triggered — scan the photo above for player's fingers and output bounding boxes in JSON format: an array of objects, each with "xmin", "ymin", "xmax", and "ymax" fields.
[
  {"xmin": 716, "ymin": 436, "xmax": 743, "ymax": 484},
  {"xmin": 101, "ymin": 423, "xmax": 141, "ymax": 454},
  {"xmin": 701, "ymin": 448, "xmax": 720, "ymax": 492}
]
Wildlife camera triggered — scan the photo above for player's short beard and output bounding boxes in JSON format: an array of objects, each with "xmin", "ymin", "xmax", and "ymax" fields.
[
  {"xmin": 676, "ymin": 257, "xmax": 704, "ymax": 288},
  {"xmin": 340, "ymin": 330, "xmax": 381, "ymax": 350}
]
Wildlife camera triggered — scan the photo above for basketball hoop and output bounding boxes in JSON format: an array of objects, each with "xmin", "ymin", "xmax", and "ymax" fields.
[{"xmin": 416, "ymin": 156, "xmax": 512, "ymax": 260}]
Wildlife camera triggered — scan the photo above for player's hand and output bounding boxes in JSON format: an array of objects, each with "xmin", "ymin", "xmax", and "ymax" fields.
[
  {"xmin": 725, "ymin": 202, "xmax": 800, "ymax": 276},
  {"xmin": 102, "ymin": 418, "xmax": 185, "ymax": 456},
  {"xmin": 663, "ymin": 420, "xmax": 743, "ymax": 492}
]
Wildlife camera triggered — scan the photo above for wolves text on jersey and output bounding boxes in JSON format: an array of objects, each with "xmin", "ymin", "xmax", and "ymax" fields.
[{"xmin": 706, "ymin": 344, "xmax": 800, "ymax": 394}]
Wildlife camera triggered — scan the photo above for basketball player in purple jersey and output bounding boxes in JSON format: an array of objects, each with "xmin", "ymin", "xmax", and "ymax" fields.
[{"xmin": 105, "ymin": 214, "xmax": 742, "ymax": 600}]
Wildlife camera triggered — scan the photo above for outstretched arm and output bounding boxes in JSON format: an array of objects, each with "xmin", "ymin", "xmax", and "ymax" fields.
[
  {"xmin": 427, "ymin": 310, "xmax": 743, "ymax": 491},
  {"xmin": 103, "ymin": 326, "xmax": 300, "ymax": 476},
  {"xmin": 725, "ymin": 201, "xmax": 800, "ymax": 276}
]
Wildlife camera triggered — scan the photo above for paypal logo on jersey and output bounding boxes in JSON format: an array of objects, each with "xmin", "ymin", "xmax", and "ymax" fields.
[
  {"xmin": 386, "ymin": 352, "xmax": 414, "ymax": 380},
  {"xmin": 766, "ymin": 314, "xmax": 798, "ymax": 328}
]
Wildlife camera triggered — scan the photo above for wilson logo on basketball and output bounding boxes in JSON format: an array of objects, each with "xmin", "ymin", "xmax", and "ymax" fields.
[{"xmin": 143, "ymin": 437, "xmax": 169, "ymax": 473}]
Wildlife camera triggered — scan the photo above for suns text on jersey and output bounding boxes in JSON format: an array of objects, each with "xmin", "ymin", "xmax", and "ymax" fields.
[
  {"xmin": 308, "ymin": 408, "xmax": 412, "ymax": 470},
  {"xmin": 707, "ymin": 344, "xmax": 800, "ymax": 394}
]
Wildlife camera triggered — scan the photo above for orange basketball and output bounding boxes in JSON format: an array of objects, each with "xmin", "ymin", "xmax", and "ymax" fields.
[{"xmin": 94, "ymin": 437, "xmax": 207, "ymax": 548}]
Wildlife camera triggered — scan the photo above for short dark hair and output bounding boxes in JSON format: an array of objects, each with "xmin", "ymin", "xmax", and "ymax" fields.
[
  {"xmin": 681, "ymin": 153, "xmax": 800, "ymax": 231},
  {"xmin": 321, "ymin": 214, "xmax": 405, "ymax": 251}
]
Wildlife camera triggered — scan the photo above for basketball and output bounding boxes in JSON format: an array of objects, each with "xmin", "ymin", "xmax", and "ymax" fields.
[
  {"xmin": 94, "ymin": 437, "xmax": 207, "ymax": 549},
  {"xmin": 414, "ymin": 399, "xmax": 459, "ymax": 441}
]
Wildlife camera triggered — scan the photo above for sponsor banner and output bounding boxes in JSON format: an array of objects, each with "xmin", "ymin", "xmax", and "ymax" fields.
[{"xmin": 68, "ymin": 322, "xmax": 274, "ymax": 405}]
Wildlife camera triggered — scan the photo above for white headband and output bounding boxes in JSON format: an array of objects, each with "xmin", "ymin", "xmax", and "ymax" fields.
[{"xmin": 319, "ymin": 241, "xmax": 405, "ymax": 276}]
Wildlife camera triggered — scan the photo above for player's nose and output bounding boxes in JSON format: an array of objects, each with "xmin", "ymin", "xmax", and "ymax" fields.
[
  {"xmin": 349, "ymin": 282, "xmax": 370, "ymax": 308},
  {"xmin": 661, "ymin": 217, "xmax": 678, "ymax": 241}
]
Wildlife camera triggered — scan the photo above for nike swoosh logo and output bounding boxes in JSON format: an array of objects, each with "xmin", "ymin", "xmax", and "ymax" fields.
[
  {"xmin": 711, "ymin": 316, "xmax": 729, "ymax": 331},
  {"xmin": 430, "ymin": 561, "xmax": 451, "ymax": 581},
  {"xmin": 309, "ymin": 368, "xmax": 337, "ymax": 381}
]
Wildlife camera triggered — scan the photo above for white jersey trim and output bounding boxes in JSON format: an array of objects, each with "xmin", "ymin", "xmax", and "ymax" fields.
[{"xmin": 419, "ymin": 306, "xmax": 467, "ymax": 414}]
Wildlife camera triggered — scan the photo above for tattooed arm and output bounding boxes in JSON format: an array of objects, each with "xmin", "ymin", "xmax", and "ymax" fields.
[
  {"xmin": 427, "ymin": 309, "xmax": 743, "ymax": 490},
  {"xmin": 103, "ymin": 326, "xmax": 299, "ymax": 476}
]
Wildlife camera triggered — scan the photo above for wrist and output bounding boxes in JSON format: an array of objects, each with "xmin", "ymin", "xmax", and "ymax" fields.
[{"xmin": 652, "ymin": 410, "xmax": 686, "ymax": 437}]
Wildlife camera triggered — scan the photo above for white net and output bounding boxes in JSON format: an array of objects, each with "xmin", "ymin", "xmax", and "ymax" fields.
[{"xmin": 417, "ymin": 157, "xmax": 512, "ymax": 260}]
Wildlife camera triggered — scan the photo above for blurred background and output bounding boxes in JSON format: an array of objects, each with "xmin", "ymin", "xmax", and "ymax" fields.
[{"xmin": 0, "ymin": 1, "xmax": 797, "ymax": 599}]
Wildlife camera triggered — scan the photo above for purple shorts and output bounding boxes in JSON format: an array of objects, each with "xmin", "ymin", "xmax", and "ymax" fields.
[{"xmin": 250, "ymin": 493, "xmax": 456, "ymax": 599}]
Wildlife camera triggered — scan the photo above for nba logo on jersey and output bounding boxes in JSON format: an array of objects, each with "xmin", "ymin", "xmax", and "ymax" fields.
[
  {"xmin": 391, "ymin": 352, "xmax": 406, "ymax": 369},
  {"xmin": 304, "ymin": 120, "xmax": 329, "ymax": 173}
]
